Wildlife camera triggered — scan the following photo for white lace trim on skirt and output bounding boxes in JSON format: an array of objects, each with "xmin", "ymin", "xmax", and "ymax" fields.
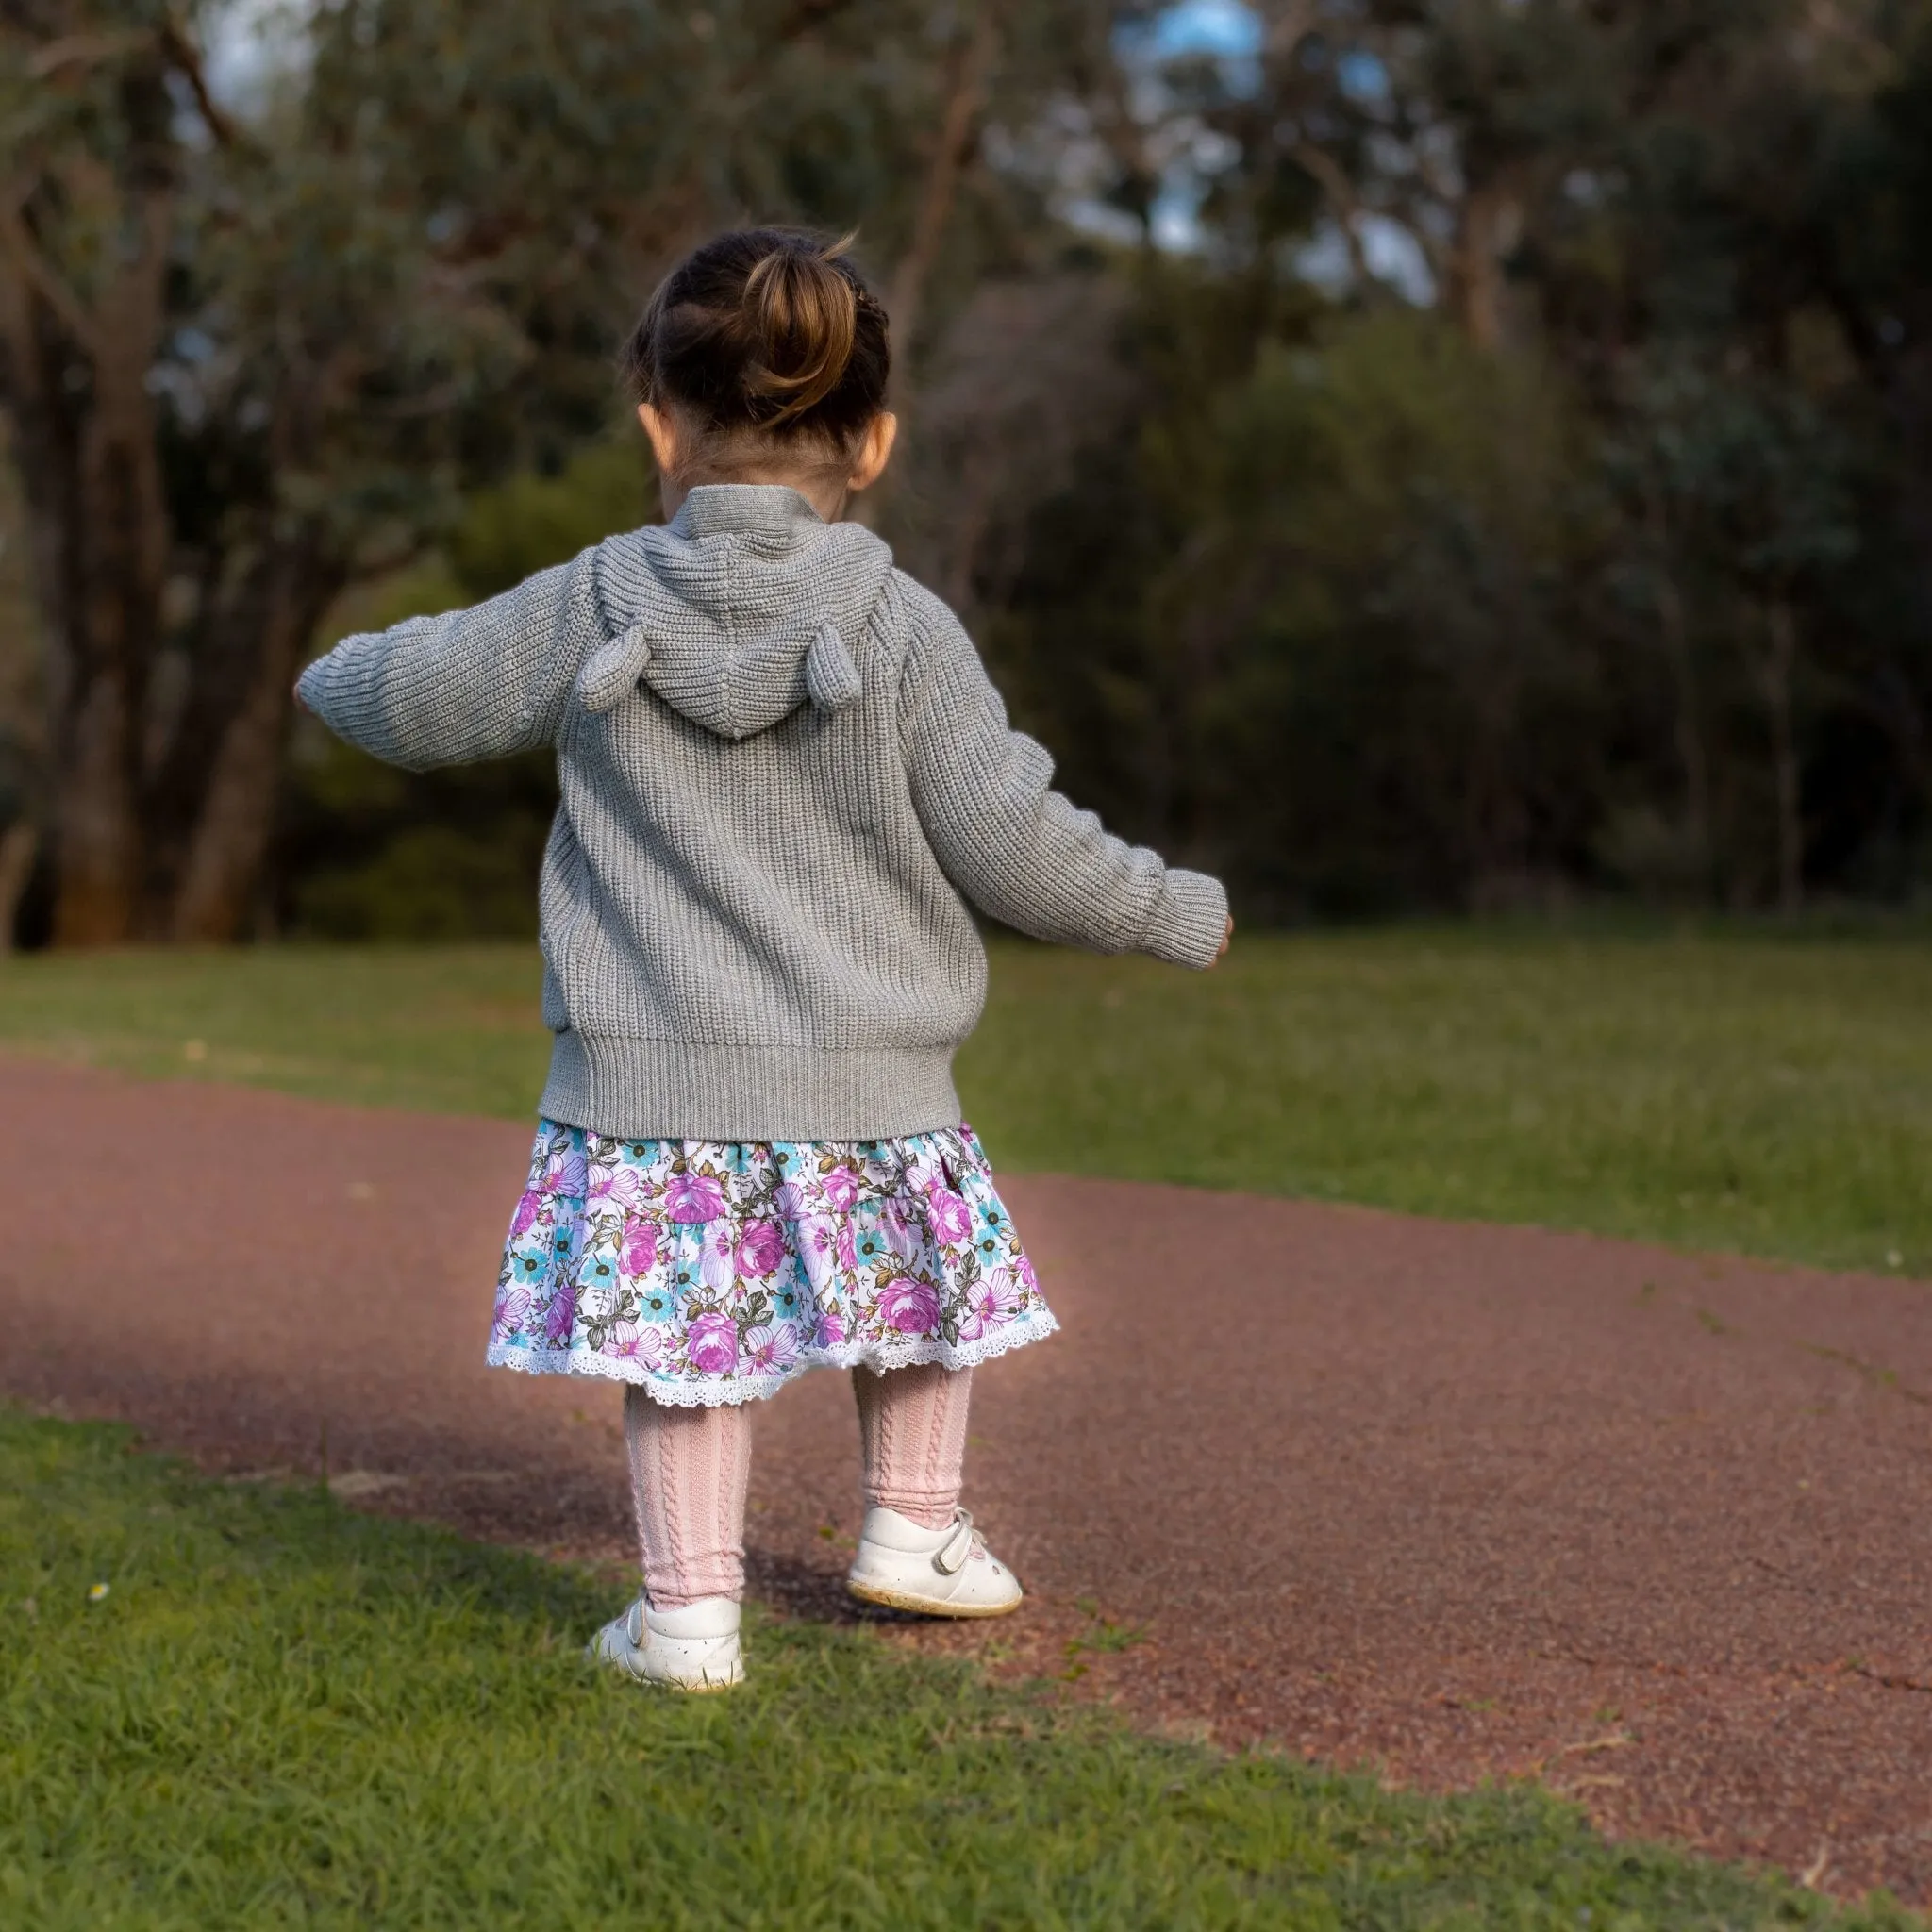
[{"xmin": 484, "ymin": 1307, "xmax": 1058, "ymax": 1407}]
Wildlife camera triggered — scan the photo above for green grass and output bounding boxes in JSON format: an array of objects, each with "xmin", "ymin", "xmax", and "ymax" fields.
[
  {"xmin": 2, "ymin": 929, "xmax": 1925, "ymax": 1274},
  {"xmin": 2, "ymin": 1407, "xmax": 1914, "ymax": 1930}
]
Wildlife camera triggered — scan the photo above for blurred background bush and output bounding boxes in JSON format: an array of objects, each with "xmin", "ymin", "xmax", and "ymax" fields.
[{"xmin": 4, "ymin": 0, "xmax": 1930, "ymax": 944}]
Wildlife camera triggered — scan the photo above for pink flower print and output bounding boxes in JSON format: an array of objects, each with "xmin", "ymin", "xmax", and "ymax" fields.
[
  {"xmin": 491, "ymin": 1286, "xmax": 532, "ymax": 1341},
  {"xmin": 773, "ymin": 1180, "xmax": 808, "ymax": 1219},
  {"xmin": 797, "ymin": 1220, "xmax": 837, "ymax": 1294},
  {"xmin": 738, "ymin": 1322, "xmax": 801, "ymax": 1376},
  {"xmin": 874, "ymin": 1275, "xmax": 941, "ymax": 1337},
  {"xmin": 588, "ymin": 1163, "xmax": 643, "ymax": 1212},
  {"xmin": 686, "ymin": 1312, "xmax": 738, "ymax": 1375},
  {"xmin": 666, "ymin": 1170, "xmax": 727, "ymax": 1224},
  {"xmin": 621, "ymin": 1221, "xmax": 658, "ymax": 1279},
  {"xmin": 835, "ymin": 1223, "xmax": 858, "ymax": 1273},
  {"xmin": 813, "ymin": 1307, "xmax": 847, "ymax": 1350},
  {"xmin": 958, "ymin": 1268, "xmax": 1022, "ymax": 1341},
  {"xmin": 823, "ymin": 1166, "xmax": 859, "ymax": 1212},
  {"xmin": 508, "ymin": 1190, "xmax": 544, "ymax": 1241},
  {"xmin": 604, "ymin": 1322, "xmax": 662, "ymax": 1370},
  {"xmin": 880, "ymin": 1202, "xmax": 919, "ymax": 1261},
  {"xmin": 541, "ymin": 1286, "xmax": 577, "ymax": 1346},
  {"xmin": 1016, "ymin": 1252, "xmax": 1039, "ymax": 1295},
  {"xmin": 700, "ymin": 1227, "xmax": 736, "ymax": 1293},
  {"xmin": 737, "ymin": 1220, "xmax": 785, "ymax": 1279},
  {"xmin": 541, "ymin": 1149, "xmax": 588, "ymax": 1198},
  {"xmin": 926, "ymin": 1187, "xmax": 972, "ymax": 1247}
]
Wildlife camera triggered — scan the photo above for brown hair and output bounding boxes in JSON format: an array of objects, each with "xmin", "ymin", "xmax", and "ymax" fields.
[{"xmin": 623, "ymin": 228, "xmax": 891, "ymax": 452}]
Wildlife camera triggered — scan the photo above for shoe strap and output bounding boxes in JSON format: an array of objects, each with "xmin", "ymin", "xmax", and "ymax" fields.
[{"xmin": 935, "ymin": 1510, "xmax": 976, "ymax": 1575}]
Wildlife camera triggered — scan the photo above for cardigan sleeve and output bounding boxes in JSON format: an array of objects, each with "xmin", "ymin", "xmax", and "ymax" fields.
[
  {"xmin": 296, "ymin": 548, "xmax": 598, "ymax": 771},
  {"xmin": 897, "ymin": 582, "xmax": 1228, "ymax": 969}
]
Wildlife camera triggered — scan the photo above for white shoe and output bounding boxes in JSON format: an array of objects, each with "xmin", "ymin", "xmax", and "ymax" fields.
[
  {"xmin": 845, "ymin": 1507, "xmax": 1024, "ymax": 1618},
  {"xmin": 588, "ymin": 1595, "xmax": 744, "ymax": 1690}
]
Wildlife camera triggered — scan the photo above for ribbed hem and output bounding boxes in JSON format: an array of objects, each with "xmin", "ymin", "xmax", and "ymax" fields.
[
  {"xmin": 539, "ymin": 1032, "xmax": 965, "ymax": 1141},
  {"xmin": 1141, "ymin": 867, "xmax": 1230, "ymax": 969}
]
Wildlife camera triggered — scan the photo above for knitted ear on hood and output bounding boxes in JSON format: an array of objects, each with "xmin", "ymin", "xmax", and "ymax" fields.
[
  {"xmin": 804, "ymin": 620, "xmax": 861, "ymax": 713},
  {"xmin": 576, "ymin": 625, "xmax": 654, "ymax": 713}
]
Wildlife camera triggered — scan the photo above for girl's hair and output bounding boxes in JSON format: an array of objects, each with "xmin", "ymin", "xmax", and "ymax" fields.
[{"xmin": 623, "ymin": 228, "xmax": 891, "ymax": 451}]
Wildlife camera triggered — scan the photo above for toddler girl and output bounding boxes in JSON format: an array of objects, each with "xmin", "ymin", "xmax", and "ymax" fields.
[{"xmin": 297, "ymin": 228, "xmax": 1230, "ymax": 1690}]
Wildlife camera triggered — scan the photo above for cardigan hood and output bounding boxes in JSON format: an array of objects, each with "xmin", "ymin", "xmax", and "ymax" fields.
[{"xmin": 576, "ymin": 485, "xmax": 896, "ymax": 741}]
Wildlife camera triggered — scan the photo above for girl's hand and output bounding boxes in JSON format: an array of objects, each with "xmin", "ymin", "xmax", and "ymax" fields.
[{"xmin": 1212, "ymin": 915, "xmax": 1233, "ymax": 965}]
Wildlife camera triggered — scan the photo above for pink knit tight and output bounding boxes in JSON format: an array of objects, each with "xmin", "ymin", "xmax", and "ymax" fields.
[
  {"xmin": 623, "ymin": 1365, "xmax": 974, "ymax": 1607},
  {"xmin": 623, "ymin": 1387, "xmax": 752, "ymax": 1609},
  {"xmin": 852, "ymin": 1361, "xmax": 974, "ymax": 1532}
]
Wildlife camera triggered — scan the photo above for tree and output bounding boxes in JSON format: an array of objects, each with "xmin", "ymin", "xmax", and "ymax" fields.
[
  {"xmin": 980, "ymin": 0, "xmax": 1932, "ymax": 914},
  {"xmin": 1, "ymin": 0, "xmax": 1074, "ymax": 943}
]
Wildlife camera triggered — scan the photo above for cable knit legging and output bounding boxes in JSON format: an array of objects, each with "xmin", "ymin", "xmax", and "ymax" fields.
[{"xmin": 623, "ymin": 1364, "xmax": 973, "ymax": 1607}]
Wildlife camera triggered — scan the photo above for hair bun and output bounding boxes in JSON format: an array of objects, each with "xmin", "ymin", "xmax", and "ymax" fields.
[{"xmin": 741, "ymin": 237, "xmax": 859, "ymax": 425}]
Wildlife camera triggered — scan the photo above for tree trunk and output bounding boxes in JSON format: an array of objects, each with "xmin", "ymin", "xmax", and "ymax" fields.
[
  {"xmin": 2, "ymin": 307, "xmax": 163, "ymax": 944},
  {"xmin": 1447, "ymin": 180, "xmax": 1521, "ymax": 351},
  {"xmin": 53, "ymin": 330, "xmax": 173, "ymax": 942},
  {"xmin": 855, "ymin": 2, "xmax": 1000, "ymax": 540},
  {"xmin": 887, "ymin": 4, "xmax": 999, "ymax": 377},
  {"xmin": 48, "ymin": 666, "xmax": 142, "ymax": 942},
  {"xmin": 0, "ymin": 821, "xmax": 36, "ymax": 951},
  {"xmin": 1761, "ymin": 596, "xmax": 1804, "ymax": 916},
  {"xmin": 0, "ymin": 90, "xmax": 175, "ymax": 945},
  {"xmin": 168, "ymin": 556, "xmax": 339, "ymax": 941},
  {"xmin": 1645, "ymin": 487, "xmax": 1711, "ymax": 891}
]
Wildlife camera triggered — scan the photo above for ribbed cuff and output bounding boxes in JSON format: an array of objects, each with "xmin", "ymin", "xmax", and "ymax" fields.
[
  {"xmin": 295, "ymin": 655, "xmax": 341, "ymax": 733},
  {"xmin": 1141, "ymin": 867, "xmax": 1229, "ymax": 970},
  {"xmin": 539, "ymin": 1032, "xmax": 966, "ymax": 1142}
]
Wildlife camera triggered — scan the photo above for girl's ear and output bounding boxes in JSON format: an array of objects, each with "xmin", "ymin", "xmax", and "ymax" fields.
[
  {"xmin": 637, "ymin": 401, "xmax": 683, "ymax": 477},
  {"xmin": 846, "ymin": 412, "xmax": 898, "ymax": 494}
]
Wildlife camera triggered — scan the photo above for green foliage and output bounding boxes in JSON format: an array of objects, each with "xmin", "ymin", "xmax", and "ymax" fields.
[
  {"xmin": 3, "ymin": 928, "xmax": 1927, "ymax": 1277},
  {"xmin": 959, "ymin": 1, "xmax": 1932, "ymax": 921},
  {"xmin": 291, "ymin": 827, "xmax": 542, "ymax": 941},
  {"xmin": 3, "ymin": 1407, "xmax": 1914, "ymax": 1929},
  {"xmin": 277, "ymin": 440, "xmax": 655, "ymax": 939},
  {"xmin": 985, "ymin": 296, "xmax": 1599, "ymax": 914},
  {"xmin": 1191, "ymin": 312, "xmax": 1591, "ymax": 910},
  {"xmin": 447, "ymin": 441, "xmax": 657, "ymax": 598}
]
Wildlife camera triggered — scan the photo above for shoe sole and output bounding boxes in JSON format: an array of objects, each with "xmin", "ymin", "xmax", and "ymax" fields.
[
  {"xmin": 845, "ymin": 1577, "xmax": 1024, "ymax": 1619},
  {"xmin": 588, "ymin": 1643, "xmax": 744, "ymax": 1692},
  {"xmin": 611, "ymin": 1662, "xmax": 743, "ymax": 1692}
]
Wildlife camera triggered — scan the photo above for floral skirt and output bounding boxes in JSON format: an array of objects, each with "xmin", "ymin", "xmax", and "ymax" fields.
[{"xmin": 486, "ymin": 1120, "xmax": 1057, "ymax": 1406}]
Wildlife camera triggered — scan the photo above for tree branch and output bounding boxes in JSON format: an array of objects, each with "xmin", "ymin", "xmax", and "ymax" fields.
[
  {"xmin": 157, "ymin": 19, "xmax": 243, "ymax": 150},
  {"xmin": 30, "ymin": 19, "xmax": 248, "ymax": 150},
  {"xmin": 25, "ymin": 31, "xmax": 152, "ymax": 79},
  {"xmin": 0, "ymin": 192, "xmax": 103, "ymax": 360},
  {"xmin": 887, "ymin": 3, "xmax": 999, "ymax": 368},
  {"xmin": 1262, "ymin": 0, "xmax": 1320, "ymax": 58},
  {"xmin": 1291, "ymin": 142, "xmax": 1372, "ymax": 289}
]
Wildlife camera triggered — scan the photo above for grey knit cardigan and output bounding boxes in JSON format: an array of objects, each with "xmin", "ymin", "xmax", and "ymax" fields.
[{"xmin": 298, "ymin": 485, "xmax": 1228, "ymax": 1142}]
